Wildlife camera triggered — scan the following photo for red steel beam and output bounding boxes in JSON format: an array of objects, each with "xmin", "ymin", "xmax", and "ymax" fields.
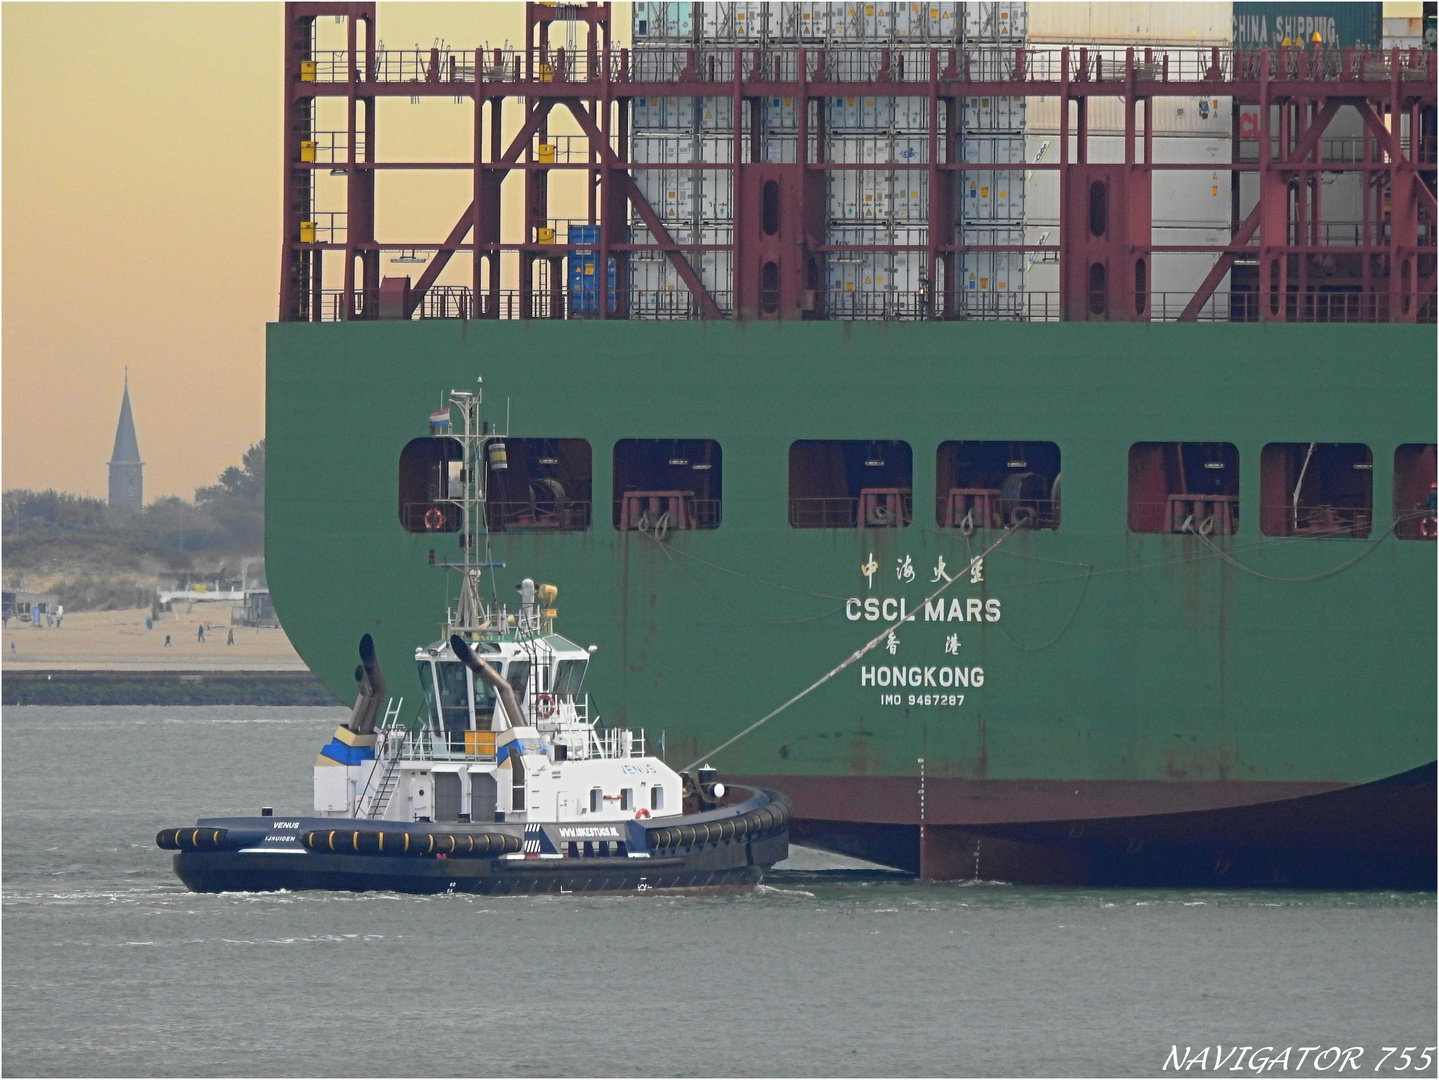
[
  {"xmin": 562, "ymin": 98, "xmax": 723, "ymax": 319},
  {"xmin": 405, "ymin": 100, "xmax": 556, "ymax": 316}
]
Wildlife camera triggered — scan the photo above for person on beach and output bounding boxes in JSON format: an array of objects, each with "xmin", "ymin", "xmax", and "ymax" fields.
[
  {"xmin": 164, "ymin": 634, "xmax": 172, "ymax": 647},
  {"xmin": 226, "ymin": 628, "xmax": 235, "ymax": 646},
  {"xmin": 197, "ymin": 625, "xmax": 206, "ymax": 643}
]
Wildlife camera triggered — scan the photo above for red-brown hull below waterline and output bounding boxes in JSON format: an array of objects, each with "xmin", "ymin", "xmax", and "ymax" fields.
[{"xmin": 738, "ymin": 764, "xmax": 1437, "ymax": 888}]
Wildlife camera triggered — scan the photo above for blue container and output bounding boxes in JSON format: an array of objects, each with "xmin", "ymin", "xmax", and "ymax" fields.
[
  {"xmin": 568, "ymin": 224, "xmax": 602, "ymax": 247},
  {"xmin": 567, "ymin": 224, "xmax": 620, "ymax": 314},
  {"xmin": 568, "ymin": 254, "xmax": 616, "ymax": 315}
]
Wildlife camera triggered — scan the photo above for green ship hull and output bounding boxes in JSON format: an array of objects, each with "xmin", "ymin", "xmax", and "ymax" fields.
[{"xmin": 267, "ymin": 321, "xmax": 1436, "ymax": 886}]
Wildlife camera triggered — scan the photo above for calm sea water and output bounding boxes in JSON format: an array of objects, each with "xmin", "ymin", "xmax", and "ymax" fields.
[{"xmin": 3, "ymin": 706, "xmax": 1434, "ymax": 1079}]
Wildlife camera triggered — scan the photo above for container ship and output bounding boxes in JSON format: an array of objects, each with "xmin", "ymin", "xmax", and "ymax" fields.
[{"xmin": 267, "ymin": 1, "xmax": 1436, "ymax": 887}]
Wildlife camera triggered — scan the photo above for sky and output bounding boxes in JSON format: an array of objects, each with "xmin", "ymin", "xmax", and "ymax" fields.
[{"xmin": 1, "ymin": 2, "xmax": 580, "ymax": 502}]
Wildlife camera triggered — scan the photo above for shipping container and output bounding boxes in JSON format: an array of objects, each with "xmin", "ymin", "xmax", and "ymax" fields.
[
  {"xmin": 958, "ymin": 134, "xmax": 1026, "ymax": 224},
  {"xmin": 699, "ymin": 2, "xmax": 773, "ymax": 41},
  {"xmin": 568, "ymin": 251, "xmax": 618, "ymax": 315},
  {"xmin": 633, "ymin": 1, "xmax": 697, "ymax": 41},
  {"xmin": 1148, "ymin": 226, "xmax": 1232, "ymax": 309},
  {"xmin": 964, "ymin": 1, "xmax": 1027, "ymax": 42},
  {"xmin": 961, "ymin": 93, "xmax": 1027, "ymax": 133},
  {"xmin": 958, "ymin": 224, "xmax": 1025, "ymax": 314},
  {"xmin": 827, "ymin": 135, "xmax": 930, "ymax": 221},
  {"xmin": 1020, "ymin": 133, "xmax": 1229, "ymax": 231},
  {"xmin": 629, "ymin": 224, "xmax": 734, "ymax": 312},
  {"xmin": 762, "ymin": 94, "xmax": 800, "ymax": 131},
  {"xmin": 827, "ymin": 224, "xmax": 929, "ymax": 318},
  {"xmin": 1232, "ymin": 2, "xmax": 1382, "ymax": 49},
  {"xmin": 633, "ymin": 96, "xmax": 697, "ymax": 131},
  {"xmin": 1027, "ymin": 90, "xmax": 1231, "ymax": 138},
  {"xmin": 1028, "ymin": 1, "xmax": 1228, "ymax": 45},
  {"xmin": 632, "ymin": 134, "xmax": 738, "ymax": 222}
]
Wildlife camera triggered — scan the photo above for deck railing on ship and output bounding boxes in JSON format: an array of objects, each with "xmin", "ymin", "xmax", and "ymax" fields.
[
  {"xmin": 310, "ymin": 288, "xmax": 1436, "ymax": 324},
  {"xmin": 302, "ymin": 44, "xmax": 1433, "ymax": 90}
]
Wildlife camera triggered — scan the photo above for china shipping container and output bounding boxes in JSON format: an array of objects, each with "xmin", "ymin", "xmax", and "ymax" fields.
[{"xmin": 1232, "ymin": 2, "xmax": 1382, "ymax": 49}]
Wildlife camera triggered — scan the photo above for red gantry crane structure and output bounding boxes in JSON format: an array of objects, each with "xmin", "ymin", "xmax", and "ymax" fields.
[{"xmin": 280, "ymin": 1, "xmax": 1436, "ymax": 324}]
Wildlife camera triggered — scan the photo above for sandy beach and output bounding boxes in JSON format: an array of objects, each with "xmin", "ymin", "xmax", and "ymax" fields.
[{"xmin": 2, "ymin": 606, "xmax": 308, "ymax": 671}]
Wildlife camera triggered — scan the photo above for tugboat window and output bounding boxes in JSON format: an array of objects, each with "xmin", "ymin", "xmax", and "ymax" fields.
[
  {"xmin": 789, "ymin": 440, "xmax": 913, "ymax": 528},
  {"xmin": 589, "ymin": 787, "xmax": 603, "ymax": 813},
  {"xmin": 1128, "ymin": 443, "xmax": 1238, "ymax": 535},
  {"xmin": 1394, "ymin": 444, "xmax": 1437, "ymax": 541},
  {"xmin": 484, "ymin": 438, "xmax": 592, "ymax": 532},
  {"xmin": 936, "ymin": 442, "xmax": 1060, "ymax": 531},
  {"xmin": 506, "ymin": 660, "xmax": 531, "ymax": 702},
  {"xmin": 614, "ymin": 439, "xmax": 723, "ymax": 530},
  {"xmin": 554, "ymin": 659, "xmax": 588, "ymax": 695},
  {"xmin": 436, "ymin": 662, "xmax": 471, "ymax": 749},
  {"xmin": 417, "ymin": 661, "xmax": 440, "ymax": 728},
  {"xmin": 1260, "ymin": 443, "xmax": 1373, "ymax": 538},
  {"xmin": 620, "ymin": 788, "xmax": 633, "ymax": 811},
  {"xmin": 651, "ymin": 785, "xmax": 664, "ymax": 811},
  {"xmin": 398, "ymin": 437, "xmax": 462, "ymax": 532}
]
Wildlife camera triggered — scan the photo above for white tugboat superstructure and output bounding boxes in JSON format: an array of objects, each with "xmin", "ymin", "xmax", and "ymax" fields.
[{"xmin": 159, "ymin": 377, "xmax": 791, "ymax": 894}]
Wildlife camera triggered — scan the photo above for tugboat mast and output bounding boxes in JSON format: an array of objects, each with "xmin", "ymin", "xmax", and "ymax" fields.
[{"xmin": 434, "ymin": 377, "xmax": 505, "ymax": 642}]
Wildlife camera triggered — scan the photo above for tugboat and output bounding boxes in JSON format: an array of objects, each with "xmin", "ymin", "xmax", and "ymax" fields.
[{"xmin": 157, "ymin": 380, "xmax": 791, "ymax": 895}]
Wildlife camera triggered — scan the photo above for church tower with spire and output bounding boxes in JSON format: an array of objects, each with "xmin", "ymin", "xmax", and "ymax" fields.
[{"xmin": 108, "ymin": 374, "xmax": 144, "ymax": 511}]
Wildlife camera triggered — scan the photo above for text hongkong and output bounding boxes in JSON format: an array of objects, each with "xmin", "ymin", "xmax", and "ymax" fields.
[{"xmin": 862, "ymin": 665, "xmax": 984, "ymax": 688}]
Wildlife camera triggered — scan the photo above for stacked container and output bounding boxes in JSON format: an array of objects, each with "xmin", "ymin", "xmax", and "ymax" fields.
[
  {"xmin": 627, "ymin": 2, "xmax": 1028, "ymax": 319},
  {"xmin": 955, "ymin": 2, "xmax": 1027, "ymax": 319}
]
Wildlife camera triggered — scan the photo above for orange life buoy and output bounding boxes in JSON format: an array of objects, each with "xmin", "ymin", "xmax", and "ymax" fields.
[
  {"xmin": 423, "ymin": 507, "xmax": 444, "ymax": 531},
  {"xmin": 534, "ymin": 693, "xmax": 556, "ymax": 719},
  {"xmin": 1421, "ymin": 515, "xmax": 1437, "ymax": 539},
  {"xmin": 635, "ymin": 808, "xmax": 651, "ymax": 820}
]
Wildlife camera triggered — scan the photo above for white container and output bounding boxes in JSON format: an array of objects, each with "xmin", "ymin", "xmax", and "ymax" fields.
[
  {"xmin": 827, "ymin": 94, "xmax": 894, "ymax": 132},
  {"xmin": 958, "ymin": 225, "xmax": 1025, "ymax": 308},
  {"xmin": 961, "ymin": 93, "xmax": 1027, "ymax": 133},
  {"xmin": 762, "ymin": 94, "xmax": 800, "ymax": 131},
  {"xmin": 632, "ymin": 134, "xmax": 697, "ymax": 221},
  {"xmin": 1017, "ymin": 133, "xmax": 1230, "ymax": 231},
  {"xmin": 633, "ymin": 96, "xmax": 697, "ymax": 131},
  {"xmin": 1026, "ymin": 2, "xmax": 1227, "ymax": 46},
  {"xmin": 827, "ymin": 135, "xmax": 930, "ymax": 222},
  {"xmin": 1026, "ymin": 90, "xmax": 1231, "ymax": 138},
  {"xmin": 958, "ymin": 134, "xmax": 1026, "ymax": 223},
  {"xmin": 964, "ymin": 1, "xmax": 1027, "ymax": 43},
  {"xmin": 698, "ymin": 96, "xmax": 735, "ymax": 131},
  {"xmin": 700, "ymin": 2, "xmax": 772, "ymax": 41},
  {"xmin": 827, "ymin": 224, "xmax": 928, "ymax": 288},
  {"xmin": 1148, "ymin": 226, "xmax": 1230, "ymax": 314},
  {"xmin": 629, "ymin": 224, "xmax": 734, "ymax": 306},
  {"xmin": 775, "ymin": 2, "xmax": 835, "ymax": 42},
  {"xmin": 633, "ymin": 2, "xmax": 697, "ymax": 41}
]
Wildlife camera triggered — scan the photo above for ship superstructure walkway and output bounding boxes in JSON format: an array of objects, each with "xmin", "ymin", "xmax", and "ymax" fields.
[{"xmin": 280, "ymin": 2, "xmax": 1436, "ymax": 324}]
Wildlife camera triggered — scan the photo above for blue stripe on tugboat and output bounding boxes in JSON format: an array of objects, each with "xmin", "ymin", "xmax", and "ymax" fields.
[{"xmin": 319, "ymin": 740, "xmax": 376, "ymax": 765}]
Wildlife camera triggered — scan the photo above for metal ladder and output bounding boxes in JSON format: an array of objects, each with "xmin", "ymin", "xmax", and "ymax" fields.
[{"xmin": 359, "ymin": 697, "xmax": 405, "ymax": 819}]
